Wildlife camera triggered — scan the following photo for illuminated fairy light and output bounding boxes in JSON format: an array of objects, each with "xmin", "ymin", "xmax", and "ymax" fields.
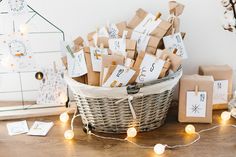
[
  {"xmin": 185, "ymin": 124, "xmax": 196, "ymax": 135},
  {"xmin": 64, "ymin": 130, "xmax": 74, "ymax": 140},
  {"xmin": 60, "ymin": 112, "xmax": 69, "ymax": 123},
  {"xmin": 154, "ymin": 144, "xmax": 166, "ymax": 155},
  {"xmin": 221, "ymin": 111, "xmax": 231, "ymax": 121},
  {"xmin": 127, "ymin": 127, "xmax": 137, "ymax": 138},
  {"xmin": 19, "ymin": 24, "xmax": 29, "ymax": 35}
]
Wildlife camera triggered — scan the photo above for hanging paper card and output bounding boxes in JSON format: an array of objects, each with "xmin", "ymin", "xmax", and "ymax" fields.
[
  {"xmin": 163, "ymin": 32, "xmax": 188, "ymax": 59},
  {"xmin": 108, "ymin": 23, "xmax": 119, "ymax": 39},
  {"xmin": 186, "ymin": 91, "xmax": 207, "ymax": 118},
  {"xmin": 131, "ymin": 31, "xmax": 150, "ymax": 52},
  {"xmin": 36, "ymin": 68, "xmax": 67, "ymax": 105},
  {"xmin": 136, "ymin": 54, "xmax": 165, "ymax": 83},
  {"xmin": 108, "ymin": 38, "xmax": 126, "ymax": 56},
  {"xmin": 213, "ymin": 80, "xmax": 228, "ymax": 104},
  {"xmin": 98, "ymin": 27, "xmax": 109, "ymax": 38},
  {"xmin": 67, "ymin": 49, "xmax": 87, "ymax": 77},
  {"xmin": 8, "ymin": 0, "xmax": 28, "ymax": 15},
  {"xmin": 134, "ymin": 13, "xmax": 162, "ymax": 35},
  {"xmin": 90, "ymin": 47, "xmax": 108, "ymax": 72},
  {"xmin": 103, "ymin": 65, "xmax": 135, "ymax": 88}
]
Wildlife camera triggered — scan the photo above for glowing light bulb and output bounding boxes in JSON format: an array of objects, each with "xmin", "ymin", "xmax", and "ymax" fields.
[
  {"xmin": 185, "ymin": 124, "xmax": 195, "ymax": 135},
  {"xmin": 60, "ymin": 112, "xmax": 69, "ymax": 123},
  {"xmin": 20, "ymin": 24, "xmax": 29, "ymax": 35},
  {"xmin": 221, "ymin": 111, "xmax": 231, "ymax": 121},
  {"xmin": 154, "ymin": 144, "xmax": 165, "ymax": 155},
  {"xmin": 35, "ymin": 72, "xmax": 44, "ymax": 80},
  {"xmin": 64, "ymin": 130, "xmax": 74, "ymax": 140},
  {"xmin": 127, "ymin": 127, "xmax": 137, "ymax": 138}
]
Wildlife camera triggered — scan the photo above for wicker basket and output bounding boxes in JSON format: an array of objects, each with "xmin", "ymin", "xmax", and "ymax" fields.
[{"xmin": 65, "ymin": 68, "xmax": 182, "ymax": 133}]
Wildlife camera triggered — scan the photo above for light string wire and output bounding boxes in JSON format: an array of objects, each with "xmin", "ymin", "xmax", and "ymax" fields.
[{"xmin": 69, "ymin": 109, "xmax": 236, "ymax": 150}]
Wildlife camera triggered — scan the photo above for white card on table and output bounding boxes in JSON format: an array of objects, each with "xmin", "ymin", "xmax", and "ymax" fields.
[
  {"xmin": 67, "ymin": 49, "xmax": 87, "ymax": 77},
  {"xmin": 163, "ymin": 32, "xmax": 188, "ymax": 59},
  {"xmin": 213, "ymin": 80, "xmax": 228, "ymax": 104},
  {"xmin": 108, "ymin": 23, "xmax": 119, "ymax": 39},
  {"xmin": 136, "ymin": 54, "xmax": 165, "ymax": 83},
  {"xmin": 108, "ymin": 38, "xmax": 126, "ymax": 56},
  {"xmin": 7, "ymin": 120, "xmax": 29, "ymax": 136},
  {"xmin": 98, "ymin": 27, "xmax": 109, "ymax": 38},
  {"xmin": 186, "ymin": 91, "xmax": 207, "ymax": 117},
  {"xmin": 103, "ymin": 65, "xmax": 135, "ymax": 88},
  {"xmin": 90, "ymin": 47, "xmax": 108, "ymax": 72},
  {"xmin": 27, "ymin": 121, "xmax": 54, "ymax": 136},
  {"xmin": 131, "ymin": 31, "xmax": 150, "ymax": 53},
  {"xmin": 134, "ymin": 13, "xmax": 162, "ymax": 35}
]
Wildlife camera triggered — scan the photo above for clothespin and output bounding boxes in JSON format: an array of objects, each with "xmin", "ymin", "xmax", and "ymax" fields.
[
  {"xmin": 195, "ymin": 85, "xmax": 199, "ymax": 96},
  {"xmin": 172, "ymin": 48, "xmax": 178, "ymax": 55},
  {"xmin": 155, "ymin": 12, "xmax": 162, "ymax": 20}
]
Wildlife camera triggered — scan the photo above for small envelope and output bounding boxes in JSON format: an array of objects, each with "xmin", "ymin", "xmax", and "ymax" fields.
[{"xmin": 7, "ymin": 120, "xmax": 29, "ymax": 136}]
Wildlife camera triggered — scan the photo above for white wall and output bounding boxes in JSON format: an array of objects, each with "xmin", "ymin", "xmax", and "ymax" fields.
[{"xmin": 2, "ymin": 0, "xmax": 236, "ymax": 101}]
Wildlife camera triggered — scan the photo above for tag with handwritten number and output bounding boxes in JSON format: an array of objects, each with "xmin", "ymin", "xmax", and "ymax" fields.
[
  {"xmin": 131, "ymin": 31, "xmax": 150, "ymax": 53},
  {"xmin": 90, "ymin": 47, "xmax": 108, "ymax": 72},
  {"xmin": 108, "ymin": 38, "xmax": 126, "ymax": 56},
  {"xmin": 213, "ymin": 80, "xmax": 228, "ymax": 104},
  {"xmin": 163, "ymin": 33, "xmax": 188, "ymax": 59},
  {"xmin": 108, "ymin": 24, "xmax": 119, "ymax": 39},
  {"xmin": 186, "ymin": 91, "xmax": 207, "ymax": 117}
]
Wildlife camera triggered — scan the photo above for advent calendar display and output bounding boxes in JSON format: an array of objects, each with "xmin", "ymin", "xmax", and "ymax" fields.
[{"xmin": 178, "ymin": 75, "xmax": 214, "ymax": 123}]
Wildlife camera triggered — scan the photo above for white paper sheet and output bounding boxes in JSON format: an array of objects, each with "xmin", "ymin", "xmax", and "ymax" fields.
[
  {"xmin": 27, "ymin": 121, "xmax": 54, "ymax": 136},
  {"xmin": 7, "ymin": 120, "xmax": 29, "ymax": 136},
  {"xmin": 186, "ymin": 91, "xmax": 207, "ymax": 117},
  {"xmin": 213, "ymin": 80, "xmax": 228, "ymax": 104}
]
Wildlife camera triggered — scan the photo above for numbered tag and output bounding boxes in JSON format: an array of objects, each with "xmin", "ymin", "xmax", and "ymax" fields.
[
  {"xmin": 186, "ymin": 91, "xmax": 207, "ymax": 117},
  {"xmin": 131, "ymin": 31, "xmax": 150, "ymax": 53},
  {"xmin": 103, "ymin": 65, "xmax": 135, "ymax": 88},
  {"xmin": 163, "ymin": 33, "xmax": 188, "ymax": 59},
  {"xmin": 136, "ymin": 54, "xmax": 165, "ymax": 83},
  {"xmin": 108, "ymin": 23, "xmax": 119, "ymax": 39},
  {"xmin": 67, "ymin": 49, "xmax": 87, "ymax": 77},
  {"xmin": 98, "ymin": 27, "xmax": 109, "ymax": 38},
  {"xmin": 213, "ymin": 80, "xmax": 228, "ymax": 104},
  {"xmin": 134, "ymin": 13, "xmax": 162, "ymax": 35},
  {"xmin": 108, "ymin": 38, "xmax": 126, "ymax": 56},
  {"xmin": 90, "ymin": 47, "xmax": 108, "ymax": 72}
]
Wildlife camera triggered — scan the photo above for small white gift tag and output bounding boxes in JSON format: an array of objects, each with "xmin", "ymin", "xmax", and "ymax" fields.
[
  {"xmin": 108, "ymin": 38, "xmax": 126, "ymax": 56},
  {"xmin": 134, "ymin": 13, "xmax": 162, "ymax": 35},
  {"xmin": 7, "ymin": 120, "xmax": 29, "ymax": 136},
  {"xmin": 103, "ymin": 65, "xmax": 135, "ymax": 88},
  {"xmin": 186, "ymin": 91, "xmax": 207, "ymax": 117},
  {"xmin": 27, "ymin": 121, "xmax": 54, "ymax": 136},
  {"xmin": 67, "ymin": 49, "xmax": 87, "ymax": 77},
  {"xmin": 213, "ymin": 80, "xmax": 228, "ymax": 104},
  {"xmin": 98, "ymin": 27, "xmax": 109, "ymax": 38},
  {"xmin": 90, "ymin": 47, "xmax": 108, "ymax": 72},
  {"xmin": 136, "ymin": 54, "xmax": 165, "ymax": 83},
  {"xmin": 131, "ymin": 31, "xmax": 150, "ymax": 53},
  {"xmin": 124, "ymin": 58, "xmax": 135, "ymax": 68},
  {"xmin": 163, "ymin": 32, "xmax": 188, "ymax": 59},
  {"xmin": 108, "ymin": 23, "xmax": 119, "ymax": 39}
]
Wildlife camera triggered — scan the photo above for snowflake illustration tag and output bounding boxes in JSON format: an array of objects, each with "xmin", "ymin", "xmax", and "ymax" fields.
[{"xmin": 186, "ymin": 91, "xmax": 207, "ymax": 118}]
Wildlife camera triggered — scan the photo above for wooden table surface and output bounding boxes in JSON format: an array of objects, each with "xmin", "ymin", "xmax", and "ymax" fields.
[{"xmin": 1, "ymin": 108, "xmax": 236, "ymax": 157}]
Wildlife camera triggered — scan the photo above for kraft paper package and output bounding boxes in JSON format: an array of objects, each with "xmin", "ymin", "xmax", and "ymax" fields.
[
  {"xmin": 199, "ymin": 65, "xmax": 233, "ymax": 110},
  {"xmin": 168, "ymin": 1, "xmax": 185, "ymax": 33},
  {"xmin": 178, "ymin": 75, "xmax": 214, "ymax": 123}
]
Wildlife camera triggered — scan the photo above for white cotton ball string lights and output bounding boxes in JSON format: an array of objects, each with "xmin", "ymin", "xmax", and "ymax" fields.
[
  {"xmin": 127, "ymin": 127, "xmax": 137, "ymax": 138},
  {"xmin": 19, "ymin": 24, "xmax": 29, "ymax": 35},
  {"xmin": 221, "ymin": 111, "xmax": 231, "ymax": 121},
  {"xmin": 60, "ymin": 112, "xmax": 69, "ymax": 123},
  {"xmin": 64, "ymin": 130, "xmax": 74, "ymax": 140},
  {"xmin": 154, "ymin": 144, "xmax": 166, "ymax": 155},
  {"xmin": 185, "ymin": 124, "xmax": 196, "ymax": 135}
]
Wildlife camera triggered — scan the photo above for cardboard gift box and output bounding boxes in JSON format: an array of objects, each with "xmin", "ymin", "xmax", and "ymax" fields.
[
  {"xmin": 178, "ymin": 75, "xmax": 214, "ymax": 123},
  {"xmin": 199, "ymin": 65, "xmax": 233, "ymax": 110},
  {"xmin": 127, "ymin": 8, "xmax": 172, "ymax": 38}
]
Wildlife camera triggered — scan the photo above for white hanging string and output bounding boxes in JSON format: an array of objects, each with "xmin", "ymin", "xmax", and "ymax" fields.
[{"xmin": 70, "ymin": 109, "xmax": 236, "ymax": 150}]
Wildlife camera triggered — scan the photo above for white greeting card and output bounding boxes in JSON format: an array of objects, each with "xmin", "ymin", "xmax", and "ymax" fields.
[
  {"xmin": 163, "ymin": 33, "xmax": 188, "ymax": 59},
  {"xmin": 90, "ymin": 47, "xmax": 108, "ymax": 72},
  {"xmin": 27, "ymin": 121, "xmax": 54, "ymax": 136},
  {"xmin": 136, "ymin": 54, "xmax": 165, "ymax": 83},
  {"xmin": 108, "ymin": 38, "xmax": 126, "ymax": 56},
  {"xmin": 7, "ymin": 120, "xmax": 29, "ymax": 136},
  {"xmin": 134, "ymin": 13, "xmax": 162, "ymax": 35},
  {"xmin": 131, "ymin": 31, "xmax": 150, "ymax": 53},
  {"xmin": 186, "ymin": 91, "xmax": 207, "ymax": 118},
  {"xmin": 103, "ymin": 65, "xmax": 135, "ymax": 88},
  {"xmin": 67, "ymin": 49, "xmax": 87, "ymax": 77},
  {"xmin": 213, "ymin": 80, "xmax": 228, "ymax": 104}
]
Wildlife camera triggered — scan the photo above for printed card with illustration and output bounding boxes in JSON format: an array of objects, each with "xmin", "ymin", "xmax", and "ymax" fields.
[
  {"xmin": 136, "ymin": 54, "xmax": 165, "ymax": 83},
  {"xmin": 163, "ymin": 32, "xmax": 188, "ymax": 59},
  {"xmin": 186, "ymin": 91, "xmax": 207, "ymax": 118},
  {"xmin": 213, "ymin": 80, "xmax": 228, "ymax": 104},
  {"xmin": 131, "ymin": 31, "xmax": 150, "ymax": 53},
  {"xmin": 27, "ymin": 121, "xmax": 54, "ymax": 136},
  {"xmin": 67, "ymin": 49, "xmax": 88, "ymax": 77},
  {"xmin": 7, "ymin": 120, "xmax": 29, "ymax": 136},
  {"xmin": 90, "ymin": 47, "xmax": 108, "ymax": 72},
  {"xmin": 103, "ymin": 65, "xmax": 135, "ymax": 88},
  {"xmin": 134, "ymin": 13, "xmax": 162, "ymax": 35},
  {"xmin": 108, "ymin": 38, "xmax": 126, "ymax": 56}
]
